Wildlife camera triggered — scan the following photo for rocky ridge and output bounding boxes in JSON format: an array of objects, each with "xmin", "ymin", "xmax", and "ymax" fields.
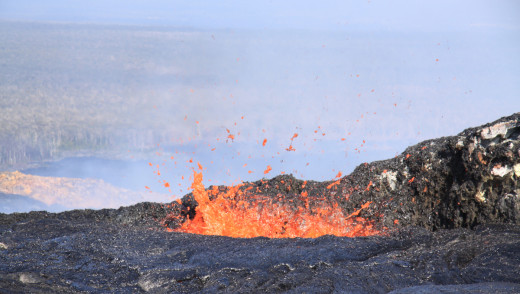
[{"xmin": 168, "ymin": 112, "xmax": 520, "ymax": 232}]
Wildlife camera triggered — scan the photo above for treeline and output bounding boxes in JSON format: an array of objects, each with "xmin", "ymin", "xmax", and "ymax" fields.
[
  {"xmin": 0, "ymin": 125, "xmax": 172, "ymax": 169},
  {"xmin": 0, "ymin": 74, "xmax": 199, "ymax": 169},
  {"xmin": 0, "ymin": 78, "xmax": 186, "ymax": 169},
  {"xmin": 0, "ymin": 21, "xmax": 215, "ymax": 169}
]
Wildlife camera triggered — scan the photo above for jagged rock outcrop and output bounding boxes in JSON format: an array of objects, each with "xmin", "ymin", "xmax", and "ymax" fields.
[
  {"xmin": 339, "ymin": 112, "xmax": 520, "ymax": 230},
  {"xmin": 171, "ymin": 113, "xmax": 520, "ymax": 232}
]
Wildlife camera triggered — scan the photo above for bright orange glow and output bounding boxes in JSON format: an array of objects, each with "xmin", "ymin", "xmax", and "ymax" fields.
[
  {"xmin": 365, "ymin": 181, "xmax": 373, "ymax": 191},
  {"xmin": 285, "ymin": 133, "xmax": 299, "ymax": 151},
  {"xmin": 326, "ymin": 179, "xmax": 341, "ymax": 189},
  {"xmin": 171, "ymin": 167, "xmax": 381, "ymax": 238},
  {"xmin": 264, "ymin": 165, "xmax": 272, "ymax": 175}
]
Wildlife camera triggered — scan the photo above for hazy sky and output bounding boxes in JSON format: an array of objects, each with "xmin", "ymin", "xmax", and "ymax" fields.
[
  {"xmin": 1, "ymin": 0, "xmax": 519, "ymax": 31},
  {"xmin": 1, "ymin": 1, "xmax": 519, "ymax": 200}
]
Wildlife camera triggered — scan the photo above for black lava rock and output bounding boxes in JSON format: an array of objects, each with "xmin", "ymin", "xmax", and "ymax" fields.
[
  {"xmin": 172, "ymin": 112, "xmax": 520, "ymax": 232},
  {"xmin": 0, "ymin": 217, "xmax": 519, "ymax": 292}
]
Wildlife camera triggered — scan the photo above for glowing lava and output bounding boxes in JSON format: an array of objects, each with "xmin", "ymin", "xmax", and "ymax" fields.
[{"xmin": 170, "ymin": 165, "xmax": 381, "ymax": 238}]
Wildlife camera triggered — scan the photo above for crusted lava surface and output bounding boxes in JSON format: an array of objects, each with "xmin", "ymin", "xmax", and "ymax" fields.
[{"xmin": 1, "ymin": 113, "xmax": 519, "ymax": 292}]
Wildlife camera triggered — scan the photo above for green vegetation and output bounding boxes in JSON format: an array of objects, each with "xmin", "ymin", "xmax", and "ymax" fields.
[
  {"xmin": 1, "ymin": 21, "xmax": 392, "ymax": 170},
  {"xmin": 0, "ymin": 21, "xmax": 228, "ymax": 169}
]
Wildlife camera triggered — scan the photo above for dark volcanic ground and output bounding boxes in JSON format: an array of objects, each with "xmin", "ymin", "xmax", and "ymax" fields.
[
  {"xmin": 1, "ymin": 213, "xmax": 519, "ymax": 293},
  {"xmin": 1, "ymin": 113, "xmax": 519, "ymax": 293}
]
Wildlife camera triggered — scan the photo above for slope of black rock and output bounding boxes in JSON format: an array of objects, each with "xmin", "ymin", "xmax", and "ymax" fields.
[
  {"xmin": 171, "ymin": 112, "xmax": 520, "ymax": 232},
  {"xmin": 1, "ymin": 113, "xmax": 519, "ymax": 292}
]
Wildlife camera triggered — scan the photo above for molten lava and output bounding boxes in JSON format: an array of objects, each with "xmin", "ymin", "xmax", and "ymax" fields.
[{"xmin": 171, "ymin": 166, "xmax": 381, "ymax": 238}]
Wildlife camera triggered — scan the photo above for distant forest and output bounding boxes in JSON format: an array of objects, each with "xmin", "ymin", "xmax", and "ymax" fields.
[
  {"xmin": 1, "ymin": 21, "xmax": 425, "ymax": 171},
  {"xmin": 0, "ymin": 21, "xmax": 234, "ymax": 169}
]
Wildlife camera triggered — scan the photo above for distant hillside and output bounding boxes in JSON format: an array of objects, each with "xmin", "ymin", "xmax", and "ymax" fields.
[
  {"xmin": 0, "ymin": 192, "xmax": 66, "ymax": 214},
  {"xmin": 0, "ymin": 21, "xmax": 223, "ymax": 169},
  {"xmin": 0, "ymin": 171, "xmax": 171, "ymax": 212}
]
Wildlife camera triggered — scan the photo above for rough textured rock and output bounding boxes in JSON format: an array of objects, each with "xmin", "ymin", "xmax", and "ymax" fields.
[
  {"xmin": 0, "ymin": 217, "xmax": 519, "ymax": 293},
  {"xmin": 1, "ymin": 113, "xmax": 519, "ymax": 292},
  {"xmin": 170, "ymin": 112, "xmax": 520, "ymax": 232}
]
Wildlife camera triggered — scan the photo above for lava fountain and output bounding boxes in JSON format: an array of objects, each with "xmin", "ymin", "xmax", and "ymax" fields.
[{"xmin": 168, "ymin": 164, "xmax": 381, "ymax": 238}]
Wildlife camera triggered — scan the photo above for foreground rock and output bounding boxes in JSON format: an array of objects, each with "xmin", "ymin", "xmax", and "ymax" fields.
[
  {"xmin": 1, "ymin": 213, "xmax": 519, "ymax": 292},
  {"xmin": 0, "ymin": 113, "xmax": 519, "ymax": 292}
]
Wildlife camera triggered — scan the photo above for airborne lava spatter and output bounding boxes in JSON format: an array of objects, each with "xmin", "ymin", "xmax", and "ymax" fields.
[{"xmin": 169, "ymin": 164, "xmax": 381, "ymax": 238}]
